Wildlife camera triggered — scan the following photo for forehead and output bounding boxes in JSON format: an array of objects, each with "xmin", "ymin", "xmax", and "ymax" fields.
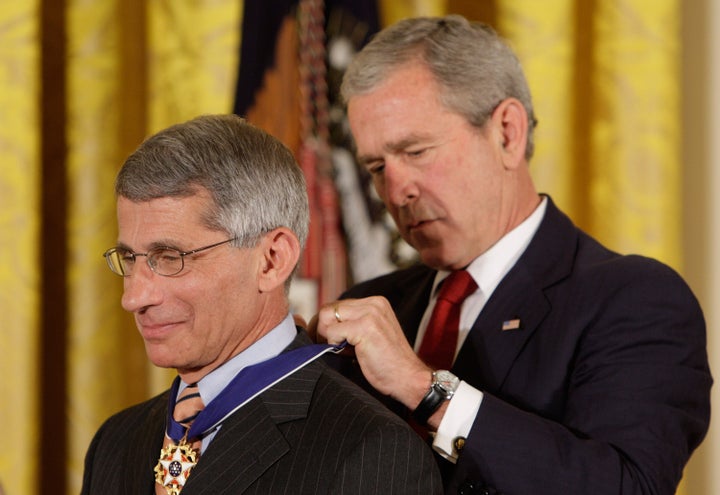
[
  {"xmin": 347, "ymin": 64, "xmax": 467, "ymax": 158},
  {"xmin": 116, "ymin": 191, "xmax": 215, "ymax": 247},
  {"xmin": 349, "ymin": 63, "xmax": 443, "ymax": 115}
]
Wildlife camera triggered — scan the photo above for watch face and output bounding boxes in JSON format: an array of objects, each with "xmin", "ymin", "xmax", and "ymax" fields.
[{"xmin": 434, "ymin": 370, "xmax": 460, "ymax": 395}]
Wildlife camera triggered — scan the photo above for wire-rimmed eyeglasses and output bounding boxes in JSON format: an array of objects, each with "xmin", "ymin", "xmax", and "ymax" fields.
[{"xmin": 103, "ymin": 237, "xmax": 238, "ymax": 277}]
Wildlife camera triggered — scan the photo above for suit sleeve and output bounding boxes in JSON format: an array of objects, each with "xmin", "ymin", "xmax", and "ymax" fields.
[
  {"xmin": 331, "ymin": 422, "xmax": 443, "ymax": 494},
  {"xmin": 449, "ymin": 258, "xmax": 712, "ymax": 495}
]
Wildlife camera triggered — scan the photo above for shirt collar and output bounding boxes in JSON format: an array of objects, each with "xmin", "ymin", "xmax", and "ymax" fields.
[
  {"xmin": 184, "ymin": 313, "xmax": 297, "ymax": 404},
  {"xmin": 433, "ymin": 196, "xmax": 548, "ymax": 298}
]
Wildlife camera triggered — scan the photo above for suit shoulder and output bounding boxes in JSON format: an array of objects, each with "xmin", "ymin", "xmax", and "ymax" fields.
[
  {"xmin": 82, "ymin": 392, "xmax": 168, "ymax": 494},
  {"xmin": 90, "ymin": 391, "xmax": 168, "ymax": 444},
  {"xmin": 576, "ymin": 233, "xmax": 698, "ymax": 296},
  {"xmin": 313, "ymin": 363, "xmax": 412, "ymax": 428}
]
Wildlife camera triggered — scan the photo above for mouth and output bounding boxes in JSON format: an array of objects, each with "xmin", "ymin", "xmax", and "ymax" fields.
[
  {"xmin": 407, "ymin": 218, "xmax": 436, "ymax": 232},
  {"xmin": 397, "ymin": 205, "xmax": 442, "ymax": 235},
  {"xmin": 137, "ymin": 319, "xmax": 183, "ymax": 340}
]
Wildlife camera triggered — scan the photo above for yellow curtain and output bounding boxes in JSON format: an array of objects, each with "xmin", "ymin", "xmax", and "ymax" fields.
[
  {"xmin": 0, "ymin": 3, "xmax": 41, "ymax": 495},
  {"xmin": 64, "ymin": 1, "xmax": 241, "ymax": 493},
  {"xmin": 379, "ymin": 0, "xmax": 446, "ymax": 24},
  {"xmin": 66, "ymin": 0, "xmax": 141, "ymax": 490},
  {"xmin": 497, "ymin": 0, "xmax": 682, "ymax": 269},
  {"xmin": 587, "ymin": 0, "xmax": 681, "ymax": 269},
  {"xmin": 0, "ymin": 1, "xmax": 694, "ymax": 494},
  {"xmin": 146, "ymin": 0, "xmax": 241, "ymax": 135},
  {"xmin": 495, "ymin": 0, "xmax": 578, "ymax": 225}
]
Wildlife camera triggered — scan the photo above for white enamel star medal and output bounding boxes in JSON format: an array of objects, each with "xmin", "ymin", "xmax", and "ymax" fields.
[{"xmin": 154, "ymin": 436, "xmax": 199, "ymax": 495}]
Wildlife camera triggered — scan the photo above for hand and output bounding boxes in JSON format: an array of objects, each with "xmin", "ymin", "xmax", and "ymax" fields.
[{"xmin": 316, "ymin": 296, "xmax": 433, "ymax": 410}]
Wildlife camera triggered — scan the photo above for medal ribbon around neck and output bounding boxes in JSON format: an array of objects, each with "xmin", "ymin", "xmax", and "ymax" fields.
[
  {"xmin": 156, "ymin": 342, "xmax": 346, "ymax": 494},
  {"xmin": 165, "ymin": 341, "xmax": 347, "ymax": 443}
]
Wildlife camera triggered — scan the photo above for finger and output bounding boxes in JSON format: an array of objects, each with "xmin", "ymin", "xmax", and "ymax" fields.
[
  {"xmin": 306, "ymin": 313, "xmax": 327, "ymax": 343},
  {"xmin": 333, "ymin": 302, "xmax": 343, "ymax": 324},
  {"xmin": 321, "ymin": 298, "xmax": 384, "ymax": 348}
]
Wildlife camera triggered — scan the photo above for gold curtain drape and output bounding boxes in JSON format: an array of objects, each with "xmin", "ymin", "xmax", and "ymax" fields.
[
  {"xmin": 0, "ymin": 1, "xmax": 697, "ymax": 494},
  {"xmin": 0, "ymin": 1, "xmax": 240, "ymax": 494},
  {"xmin": 0, "ymin": 3, "xmax": 41, "ymax": 494},
  {"xmin": 499, "ymin": 0, "xmax": 682, "ymax": 268},
  {"xmin": 65, "ymin": 1, "xmax": 242, "ymax": 493}
]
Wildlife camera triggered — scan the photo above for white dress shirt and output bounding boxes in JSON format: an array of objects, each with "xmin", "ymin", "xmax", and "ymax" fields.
[{"xmin": 416, "ymin": 197, "xmax": 548, "ymax": 462}]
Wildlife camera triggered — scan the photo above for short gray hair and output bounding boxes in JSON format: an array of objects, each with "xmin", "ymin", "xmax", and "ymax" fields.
[
  {"xmin": 116, "ymin": 114, "xmax": 309, "ymax": 250},
  {"xmin": 341, "ymin": 15, "xmax": 537, "ymax": 159}
]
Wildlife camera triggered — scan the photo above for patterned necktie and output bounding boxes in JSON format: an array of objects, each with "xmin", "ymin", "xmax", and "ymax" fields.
[
  {"xmin": 418, "ymin": 271, "xmax": 478, "ymax": 370},
  {"xmin": 173, "ymin": 383, "xmax": 205, "ymax": 431},
  {"xmin": 155, "ymin": 383, "xmax": 205, "ymax": 495}
]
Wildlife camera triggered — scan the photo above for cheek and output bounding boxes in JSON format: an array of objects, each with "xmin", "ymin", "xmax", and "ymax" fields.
[{"xmin": 371, "ymin": 175, "xmax": 387, "ymax": 199}]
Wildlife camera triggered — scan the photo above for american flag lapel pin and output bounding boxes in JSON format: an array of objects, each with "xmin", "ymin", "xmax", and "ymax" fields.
[{"xmin": 502, "ymin": 318, "xmax": 522, "ymax": 331}]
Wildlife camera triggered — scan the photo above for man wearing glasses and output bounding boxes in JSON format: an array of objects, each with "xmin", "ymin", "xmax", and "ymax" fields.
[{"xmin": 81, "ymin": 114, "xmax": 441, "ymax": 495}]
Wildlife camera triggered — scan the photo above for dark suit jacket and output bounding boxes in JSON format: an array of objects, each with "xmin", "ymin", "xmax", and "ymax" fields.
[
  {"xmin": 338, "ymin": 197, "xmax": 712, "ymax": 495},
  {"xmin": 81, "ymin": 332, "xmax": 442, "ymax": 494}
]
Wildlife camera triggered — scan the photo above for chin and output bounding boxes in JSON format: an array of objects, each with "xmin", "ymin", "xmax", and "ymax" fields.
[
  {"xmin": 419, "ymin": 249, "xmax": 467, "ymax": 271},
  {"xmin": 144, "ymin": 344, "xmax": 181, "ymax": 370},
  {"xmin": 419, "ymin": 252, "xmax": 451, "ymax": 270}
]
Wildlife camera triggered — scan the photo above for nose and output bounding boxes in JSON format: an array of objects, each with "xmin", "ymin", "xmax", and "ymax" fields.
[
  {"xmin": 121, "ymin": 260, "xmax": 163, "ymax": 313},
  {"xmin": 382, "ymin": 160, "xmax": 419, "ymax": 207}
]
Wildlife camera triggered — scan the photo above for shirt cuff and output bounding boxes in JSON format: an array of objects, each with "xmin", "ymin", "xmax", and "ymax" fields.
[{"xmin": 432, "ymin": 381, "xmax": 483, "ymax": 463}]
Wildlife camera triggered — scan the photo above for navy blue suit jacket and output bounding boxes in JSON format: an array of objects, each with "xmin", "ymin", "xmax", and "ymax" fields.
[{"xmin": 339, "ymin": 197, "xmax": 712, "ymax": 494}]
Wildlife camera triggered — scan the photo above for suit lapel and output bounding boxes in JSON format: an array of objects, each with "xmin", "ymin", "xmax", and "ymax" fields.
[
  {"xmin": 181, "ymin": 397, "xmax": 291, "ymax": 494},
  {"xmin": 454, "ymin": 197, "xmax": 578, "ymax": 392},
  {"xmin": 454, "ymin": 262, "xmax": 549, "ymax": 393},
  {"xmin": 180, "ymin": 332, "xmax": 320, "ymax": 494}
]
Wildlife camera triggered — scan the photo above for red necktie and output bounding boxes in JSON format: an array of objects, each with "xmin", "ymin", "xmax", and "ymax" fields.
[{"xmin": 418, "ymin": 271, "xmax": 478, "ymax": 370}]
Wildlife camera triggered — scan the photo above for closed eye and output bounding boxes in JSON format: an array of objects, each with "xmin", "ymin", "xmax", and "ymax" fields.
[
  {"xmin": 366, "ymin": 161, "xmax": 385, "ymax": 175},
  {"xmin": 406, "ymin": 147, "xmax": 430, "ymax": 158}
]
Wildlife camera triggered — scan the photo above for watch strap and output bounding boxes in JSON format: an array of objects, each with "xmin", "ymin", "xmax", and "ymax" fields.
[{"xmin": 412, "ymin": 380, "xmax": 445, "ymax": 425}]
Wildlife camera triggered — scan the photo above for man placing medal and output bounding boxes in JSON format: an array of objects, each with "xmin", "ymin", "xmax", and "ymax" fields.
[{"xmin": 81, "ymin": 115, "xmax": 441, "ymax": 494}]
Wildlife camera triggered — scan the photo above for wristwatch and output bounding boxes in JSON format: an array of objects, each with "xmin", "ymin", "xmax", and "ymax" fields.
[{"xmin": 412, "ymin": 370, "xmax": 460, "ymax": 425}]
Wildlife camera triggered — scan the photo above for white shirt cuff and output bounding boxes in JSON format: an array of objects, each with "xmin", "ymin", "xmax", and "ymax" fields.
[{"xmin": 432, "ymin": 381, "xmax": 483, "ymax": 463}]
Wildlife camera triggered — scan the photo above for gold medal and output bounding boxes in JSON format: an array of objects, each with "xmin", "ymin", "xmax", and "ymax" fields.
[{"xmin": 154, "ymin": 436, "xmax": 199, "ymax": 495}]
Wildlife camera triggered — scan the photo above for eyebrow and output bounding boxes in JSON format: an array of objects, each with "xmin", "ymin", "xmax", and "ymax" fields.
[
  {"xmin": 356, "ymin": 134, "xmax": 428, "ymax": 166},
  {"xmin": 115, "ymin": 239, "xmax": 183, "ymax": 252}
]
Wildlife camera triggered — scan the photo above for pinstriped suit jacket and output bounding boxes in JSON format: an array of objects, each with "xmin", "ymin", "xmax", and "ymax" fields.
[{"xmin": 81, "ymin": 332, "xmax": 442, "ymax": 494}]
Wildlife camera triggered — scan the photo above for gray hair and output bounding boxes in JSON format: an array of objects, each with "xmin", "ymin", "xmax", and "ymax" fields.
[
  {"xmin": 341, "ymin": 15, "xmax": 537, "ymax": 159},
  {"xmin": 116, "ymin": 114, "xmax": 309, "ymax": 251}
]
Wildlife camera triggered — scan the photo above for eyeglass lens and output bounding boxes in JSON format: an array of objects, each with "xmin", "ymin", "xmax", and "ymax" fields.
[{"xmin": 105, "ymin": 247, "xmax": 185, "ymax": 277}]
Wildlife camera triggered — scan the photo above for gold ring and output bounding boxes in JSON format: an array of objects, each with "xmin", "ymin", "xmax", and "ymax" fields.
[{"xmin": 334, "ymin": 304, "xmax": 342, "ymax": 323}]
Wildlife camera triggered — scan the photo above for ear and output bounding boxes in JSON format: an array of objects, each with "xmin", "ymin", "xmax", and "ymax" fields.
[
  {"xmin": 256, "ymin": 227, "xmax": 301, "ymax": 293},
  {"xmin": 491, "ymin": 97, "xmax": 529, "ymax": 170}
]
